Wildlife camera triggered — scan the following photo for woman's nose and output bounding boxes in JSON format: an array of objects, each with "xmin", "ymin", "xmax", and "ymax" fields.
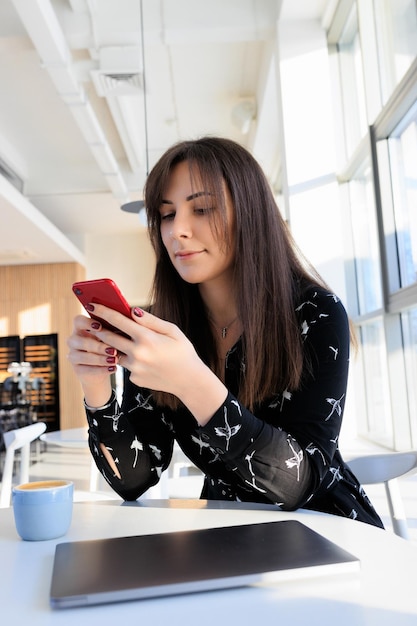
[{"xmin": 170, "ymin": 213, "xmax": 192, "ymax": 239}]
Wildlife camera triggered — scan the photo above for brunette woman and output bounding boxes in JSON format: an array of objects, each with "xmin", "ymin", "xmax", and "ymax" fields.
[{"xmin": 67, "ymin": 137, "xmax": 383, "ymax": 527}]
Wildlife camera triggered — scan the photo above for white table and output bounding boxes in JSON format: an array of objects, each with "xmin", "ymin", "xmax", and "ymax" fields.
[
  {"xmin": 1, "ymin": 499, "xmax": 417, "ymax": 625},
  {"xmin": 40, "ymin": 427, "xmax": 169, "ymax": 497},
  {"xmin": 40, "ymin": 426, "xmax": 89, "ymax": 448},
  {"xmin": 40, "ymin": 427, "xmax": 101, "ymax": 492}
]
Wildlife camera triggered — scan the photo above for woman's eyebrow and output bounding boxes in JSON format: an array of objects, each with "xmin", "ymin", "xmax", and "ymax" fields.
[
  {"xmin": 186, "ymin": 191, "xmax": 212, "ymax": 201},
  {"xmin": 161, "ymin": 191, "xmax": 212, "ymax": 204}
]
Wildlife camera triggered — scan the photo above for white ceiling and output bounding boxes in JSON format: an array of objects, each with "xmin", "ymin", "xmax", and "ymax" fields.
[{"xmin": 0, "ymin": 0, "xmax": 327, "ymax": 266}]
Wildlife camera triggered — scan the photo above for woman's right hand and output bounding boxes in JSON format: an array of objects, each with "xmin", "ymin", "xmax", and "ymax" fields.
[{"xmin": 66, "ymin": 315, "xmax": 118, "ymax": 406}]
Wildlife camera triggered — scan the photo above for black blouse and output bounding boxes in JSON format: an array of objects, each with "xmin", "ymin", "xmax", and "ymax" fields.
[{"xmin": 86, "ymin": 286, "xmax": 383, "ymax": 528}]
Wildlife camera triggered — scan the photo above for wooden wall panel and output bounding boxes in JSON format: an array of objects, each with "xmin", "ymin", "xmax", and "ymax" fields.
[{"xmin": 0, "ymin": 263, "xmax": 87, "ymax": 429}]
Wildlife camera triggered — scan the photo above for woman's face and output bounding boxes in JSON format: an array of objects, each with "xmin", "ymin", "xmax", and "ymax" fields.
[{"xmin": 159, "ymin": 161, "xmax": 236, "ymax": 286}]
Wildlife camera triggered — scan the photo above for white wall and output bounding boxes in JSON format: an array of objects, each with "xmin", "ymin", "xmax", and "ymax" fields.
[{"xmin": 85, "ymin": 229, "xmax": 155, "ymax": 306}]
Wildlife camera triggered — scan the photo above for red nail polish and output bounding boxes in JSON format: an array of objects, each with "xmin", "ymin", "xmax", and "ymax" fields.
[
  {"xmin": 91, "ymin": 322, "xmax": 100, "ymax": 330},
  {"xmin": 105, "ymin": 347, "xmax": 116, "ymax": 355},
  {"xmin": 108, "ymin": 366, "xmax": 116, "ymax": 372},
  {"xmin": 133, "ymin": 307, "xmax": 144, "ymax": 317},
  {"xmin": 106, "ymin": 356, "xmax": 116, "ymax": 364},
  {"xmin": 86, "ymin": 303, "xmax": 95, "ymax": 312}
]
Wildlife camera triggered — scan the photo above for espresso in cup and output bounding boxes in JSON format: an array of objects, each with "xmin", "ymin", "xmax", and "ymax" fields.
[{"xmin": 12, "ymin": 479, "xmax": 73, "ymax": 541}]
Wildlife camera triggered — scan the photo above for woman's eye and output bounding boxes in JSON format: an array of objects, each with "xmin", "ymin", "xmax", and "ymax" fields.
[
  {"xmin": 194, "ymin": 207, "xmax": 213, "ymax": 215},
  {"xmin": 160, "ymin": 212, "xmax": 175, "ymax": 221}
]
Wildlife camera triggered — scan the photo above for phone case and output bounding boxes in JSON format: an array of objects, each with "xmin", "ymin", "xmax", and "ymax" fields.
[{"xmin": 72, "ymin": 278, "xmax": 131, "ymax": 336}]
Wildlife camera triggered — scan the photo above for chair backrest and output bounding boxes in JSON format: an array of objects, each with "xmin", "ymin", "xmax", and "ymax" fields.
[
  {"xmin": 0, "ymin": 422, "xmax": 47, "ymax": 508},
  {"xmin": 348, "ymin": 451, "xmax": 417, "ymax": 540},
  {"xmin": 2, "ymin": 421, "xmax": 46, "ymax": 452},
  {"xmin": 348, "ymin": 451, "xmax": 417, "ymax": 485}
]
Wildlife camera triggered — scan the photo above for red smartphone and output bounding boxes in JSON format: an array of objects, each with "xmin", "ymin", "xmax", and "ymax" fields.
[{"xmin": 72, "ymin": 278, "xmax": 132, "ymax": 337}]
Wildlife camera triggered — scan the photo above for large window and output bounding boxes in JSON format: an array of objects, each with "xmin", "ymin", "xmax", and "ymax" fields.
[
  {"xmin": 349, "ymin": 161, "xmax": 383, "ymax": 313},
  {"xmin": 374, "ymin": 0, "xmax": 417, "ymax": 103},
  {"xmin": 401, "ymin": 307, "xmax": 417, "ymax": 446},
  {"xmin": 388, "ymin": 102, "xmax": 417, "ymax": 288},
  {"xmin": 336, "ymin": 4, "xmax": 367, "ymax": 157},
  {"xmin": 328, "ymin": 0, "xmax": 417, "ymax": 449},
  {"xmin": 359, "ymin": 320, "xmax": 392, "ymax": 444}
]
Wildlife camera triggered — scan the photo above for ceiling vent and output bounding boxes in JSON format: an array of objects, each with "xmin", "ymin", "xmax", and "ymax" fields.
[
  {"xmin": 90, "ymin": 46, "xmax": 146, "ymax": 173},
  {"xmin": 91, "ymin": 71, "xmax": 143, "ymax": 97},
  {"xmin": 90, "ymin": 46, "xmax": 143, "ymax": 97}
]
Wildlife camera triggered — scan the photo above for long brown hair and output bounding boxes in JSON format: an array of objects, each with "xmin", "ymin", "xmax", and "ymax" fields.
[{"xmin": 144, "ymin": 137, "xmax": 331, "ymax": 410}]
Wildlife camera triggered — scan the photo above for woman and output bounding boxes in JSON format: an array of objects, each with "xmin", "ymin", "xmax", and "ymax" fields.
[{"xmin": 67, "ymin": 136, "xmax": 383, "ymax": 527}]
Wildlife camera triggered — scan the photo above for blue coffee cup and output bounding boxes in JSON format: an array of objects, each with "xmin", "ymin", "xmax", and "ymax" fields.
[{"xmin": 12, "ymin": 480, "xmax": 74, "ymax": 541}]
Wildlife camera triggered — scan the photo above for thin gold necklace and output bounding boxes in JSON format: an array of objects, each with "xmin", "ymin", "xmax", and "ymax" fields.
[{"xmin": 209, "ymin": 315, "xmax": 239, "ymax": 339}]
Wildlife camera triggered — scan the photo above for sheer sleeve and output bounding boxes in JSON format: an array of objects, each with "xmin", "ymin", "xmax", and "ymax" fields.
[{"xmin": 86, "ymin": 385, "xmax": 174, "ymax": 501}]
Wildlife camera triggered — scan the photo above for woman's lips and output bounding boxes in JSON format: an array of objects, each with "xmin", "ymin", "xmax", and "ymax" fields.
[{"xmin": 174, "ymin": 250, "xmax": 204, "ymax": 259}]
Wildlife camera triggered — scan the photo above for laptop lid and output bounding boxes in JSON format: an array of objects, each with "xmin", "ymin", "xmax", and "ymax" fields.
[{"xmin": 50, "ymin": 520, "xmax": 359, "ymax": 609}]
